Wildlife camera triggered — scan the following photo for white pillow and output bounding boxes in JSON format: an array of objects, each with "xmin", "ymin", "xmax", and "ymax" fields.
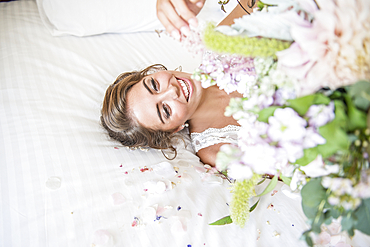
[
  {"xmin": 36, "ymin": 0, "xmax": 164, "ymax": 36},
  {"xmin": 36, "ymin": 0, "xmax": 235, "ymax": 37}
]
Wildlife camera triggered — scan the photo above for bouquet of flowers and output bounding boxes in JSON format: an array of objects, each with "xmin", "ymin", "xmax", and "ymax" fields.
[{"xmin": 191, "ymin": 0, "xmax": 370, "ymax": 245}]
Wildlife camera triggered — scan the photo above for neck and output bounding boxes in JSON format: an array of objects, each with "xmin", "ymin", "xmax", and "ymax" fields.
[{"xmin": 188, "ymin": 86, "xmax": 242, "ymax": 131}]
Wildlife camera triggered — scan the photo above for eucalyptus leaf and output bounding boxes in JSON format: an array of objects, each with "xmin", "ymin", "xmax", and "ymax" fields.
[
  {"xmin": 341, "ymin": 214, "xmax": 354, "ymax": 232},
  {"xmin": 257, "ymin": 175, "xmax": 278, "ymax": 197},
  {"xmin": 302, "ymin": 202, "xmax": 318, "ymax": 219},
  {"xmin": 354, "ymin": 198, "xmax": 370, "ymax": 235},
  {"xmin": 209, "ymin": 215, "xmax": 233, "ymax": 225},
  {"xmin": 301, "ymin": 178, "xmax": 326, "ymax": 208}
]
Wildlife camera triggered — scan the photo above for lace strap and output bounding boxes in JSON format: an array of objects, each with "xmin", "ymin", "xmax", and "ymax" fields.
[{"xmin": 190, "ymin": 125, "xmax": 241, "ymax": 152}]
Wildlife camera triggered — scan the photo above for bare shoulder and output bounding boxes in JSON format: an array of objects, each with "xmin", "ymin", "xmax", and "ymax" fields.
[{"xmin": 196, "ymin": 143, "xmax": 227, "ymax": 167}]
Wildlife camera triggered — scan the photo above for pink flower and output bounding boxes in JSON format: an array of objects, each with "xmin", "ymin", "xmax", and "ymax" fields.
[{"xmin": 277, "ymin": 0, "xmax": 370, "ymax": 96}]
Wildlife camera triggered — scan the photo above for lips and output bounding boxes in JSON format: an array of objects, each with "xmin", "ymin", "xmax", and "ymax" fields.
[{"xmin": 176, "ymin": 77, "xmax": 192, "ymax": 102}]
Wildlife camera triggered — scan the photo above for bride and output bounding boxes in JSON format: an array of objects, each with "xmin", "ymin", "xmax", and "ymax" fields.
[{"xmin": 101, "ymin": 0, "xmax": 254, "ymax": 166}]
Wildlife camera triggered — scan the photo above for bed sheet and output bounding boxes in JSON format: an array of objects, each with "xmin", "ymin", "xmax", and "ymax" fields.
[{"xmin": 1, "ymin": 1, "xmax": 370, "ymax": 247}]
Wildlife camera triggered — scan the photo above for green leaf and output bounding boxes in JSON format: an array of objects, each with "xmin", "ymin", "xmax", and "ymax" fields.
[
  {"xmin": 280, "ymin": 175, "xmax": 291, "ymax": 186},
  {"xmin": 295, "ymin": 148, "xmax": 318, "ymax": 166},
  {"xmin": 287, "ymin": 94, "xmax": 330, "ymax": 116},
  {"xmin": 249, "ymin": 199, "xmax": 260, "ymax": 212},
  {"xmin": 302, "ymin": 202, "xmax": 318, "ymax": 219},
  {"xmin": 209, "ymin": 215, "xmax": 233, "ymax": 225},
  {"xmin": 347, "ymin": 80, "xmax": 370, "ymax": 111},
  {"xmin": 354, "ymin": 198, "xmax": 370, "ymax": 235},
  {"xmin": 341, "ymin": 213, "xmax": 355, "ymax": 232},
  {"xmin": 257, "ymin": 175, "xmax": 278, "ymax": 197},
  {"xmin": 345, "ymin": 94, "xmax": 367, "ymax": 131},
  {"xmin": 301, "ymin": 230, "xmax": 314, "ymax": 247},
  {"xmin": 301, "ymin": 178, "xmax": 326, "ymax": 208},
  {"xmin": 257, "ymin": 106, "xmax": 280, "ymax": 123},
  {"xmin": 317, "ymin": 100, "xmax": 349, "ymax": 158}
]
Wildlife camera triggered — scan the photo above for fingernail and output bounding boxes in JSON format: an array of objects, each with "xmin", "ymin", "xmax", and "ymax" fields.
[
  {"xmin": 196, "ymin": 1, "xmax": 203, "ymax": 8},
  {"xmin": 171, "ymin": 30, "xmax": 181, "ymax": 40},
  {"xmin": 188, "ymin": 18, "xmax": 198, "ymax": 28},
  {"xmin": 180, "ymin": 26, "xmax": 190, "ymax": 36}
]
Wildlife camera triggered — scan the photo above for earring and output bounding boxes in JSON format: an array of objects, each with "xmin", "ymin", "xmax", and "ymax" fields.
[
  {"xmin": 182, "ymin": 123, "xmax": 189, "ymax": 128},
  {"xmin": 175, "ymin": 66, "xmax": 182, "ymax": 72}
]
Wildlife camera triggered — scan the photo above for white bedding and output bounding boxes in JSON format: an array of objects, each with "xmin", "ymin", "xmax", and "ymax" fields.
[{"xmin": 1, "ymin": 1, "xmax": 369, "ymax": 247}]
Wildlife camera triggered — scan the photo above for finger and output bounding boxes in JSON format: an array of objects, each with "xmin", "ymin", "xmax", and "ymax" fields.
[
  {"xmin": 157, "ymin": 1, "xmax": 192, "ymax": 36},
  {"xmin": 171, "ymin": 0, "xmax": 197, "ymax": 23},
  {"xmin": 157, "ymin": 11, "xmax": 182, "ymax": 40}
]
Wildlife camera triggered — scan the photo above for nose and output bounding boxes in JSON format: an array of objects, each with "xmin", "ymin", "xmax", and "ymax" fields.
[{"xmin": 161, "ymin": 83, "xmax": 179, "ymax": 100}]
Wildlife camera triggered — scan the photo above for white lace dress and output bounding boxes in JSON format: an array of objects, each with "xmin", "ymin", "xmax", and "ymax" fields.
[{"xmin": 190, "ymin": 125, "xmax": 241, "ymax": 152}]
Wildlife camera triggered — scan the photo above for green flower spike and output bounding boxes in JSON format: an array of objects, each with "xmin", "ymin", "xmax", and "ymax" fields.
[
  {"xmin": 230, "ymin": 173, "xmax": 261, "ymax": 227},
  {"xmin": 203, "ymin": 23, "xmax": 291, "ymax": 58}
]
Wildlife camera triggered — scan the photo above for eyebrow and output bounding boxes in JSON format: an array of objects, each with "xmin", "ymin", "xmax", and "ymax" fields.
[{"xmin": 142, "ymin": 79, "xmax": 164, "ymax": 124}]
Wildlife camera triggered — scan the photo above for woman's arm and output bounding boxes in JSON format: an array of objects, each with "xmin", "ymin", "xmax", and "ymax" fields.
[
  {"xmin": 196, "ymin": 143, "xmax": 227, "ymax": 167},
  {"xmin": 218, "ymin": 0, "xmax": 257, "ymax": 26}
]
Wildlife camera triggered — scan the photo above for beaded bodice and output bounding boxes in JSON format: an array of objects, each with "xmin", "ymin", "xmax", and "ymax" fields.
[{"xmin": 190, "ymin": 125, "xmax": 241, "ymax": 152}]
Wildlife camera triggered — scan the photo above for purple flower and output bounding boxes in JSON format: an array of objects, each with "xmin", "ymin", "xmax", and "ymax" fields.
[{"xmin": 306, "ymin": 102, "xmax": 335, "ymax": 128}]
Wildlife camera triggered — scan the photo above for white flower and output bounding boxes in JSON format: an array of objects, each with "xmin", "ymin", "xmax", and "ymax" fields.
[
  {"xmin": 302, "ymin": 127, "xmax": 326, "ymax": 148},
  {"xmin": 306, "ymin": 102, "xmax": 335, "ymax": 128},
  {"xmin": 227, "ymin": 163, "xmax": 253, "ymax": 180},
  {"xmin": 279, "ymin": 141, "xmax": 304, "ymax": 163},
  {"xmin": 328, "ymin": 195, "xmax": 340, "ymax": 206},
  {"xmin": 267, "ymin": 108, "xmax": 307, "ymax": 143},
  {"xmin": 300, "ymin": 155, "xmax": 339, "ymax": 177},
  {"xmin": 290, "ymin": 169, "xmax": 307, "ymax": 191},
  {"xmin": 353, "ymin": 182, "xmax": 370, "ymax": 199},
  {"xmin": 240, "ymin": 143, "xmax": 278, "ymax": 175}
]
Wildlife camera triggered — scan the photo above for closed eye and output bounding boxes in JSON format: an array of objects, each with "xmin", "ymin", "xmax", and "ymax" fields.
[
  {"xmin": 163, "ymin": 103, "xmax": 171, "ymax": 119},
  {"xmin": 151, "ymin": 78, "xmax": 159, "ymax": 92}
]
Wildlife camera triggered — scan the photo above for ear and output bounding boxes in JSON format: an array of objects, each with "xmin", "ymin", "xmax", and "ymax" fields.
[{"xmin": 173, "ymin": 125, "xmax": 184, "ymax": 133}]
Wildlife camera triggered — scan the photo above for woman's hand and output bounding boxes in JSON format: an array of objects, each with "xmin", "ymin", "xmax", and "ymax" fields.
[{"xmin": 156, "ymin": 0, "xmax": 205, "ymax": 39}]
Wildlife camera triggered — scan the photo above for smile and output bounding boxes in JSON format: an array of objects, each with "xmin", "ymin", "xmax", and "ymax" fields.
[{"xmin": 177, "ymin": 78, "xmax": 191, "ymax": 102}]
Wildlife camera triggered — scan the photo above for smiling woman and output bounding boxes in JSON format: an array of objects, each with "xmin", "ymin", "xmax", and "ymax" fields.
[
  {"xmin": 101, "ymin": 1, "xmax": 254, "ymax": 165},
  {"xmin": 100, "ymin": 64, "xmax": 181, "ymax": 152},
  {"xmin": 101, "ymin": 61, "xmax": 241, "ymax": 165}
]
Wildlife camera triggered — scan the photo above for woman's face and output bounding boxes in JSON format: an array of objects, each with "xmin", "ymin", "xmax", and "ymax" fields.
[{"xmin": 127, "ymin": 70, "xmax": 203, "ymax": 132}]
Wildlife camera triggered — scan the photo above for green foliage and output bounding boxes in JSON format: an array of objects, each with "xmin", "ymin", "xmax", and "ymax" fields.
[
  {"xmin": 257, "ymin": 106, "xmax": 280, "ymax": 123},
  {"xmin": 347, "ymin": 80, "xmax": 370, "ymax": 111},
  {"xmin": 209, "ymin": 215, "xmax": 233, "ymax": 225},
  {"xmin": 203, "ymin": 23, "xmax": 291, "ymax": 58},
  {"xmin": 257, "ymin": 175, "xmax": 278, "ymax": 197},
  {"xmin": 287, "ymin": 94, "xmax": 331, "ymax": 116},
  {"xmin": 316, "ymin": 100, "xmax": 349, "ymax": 158},
  {"xmin": 295, "ymin": 147, "xmax": 319, "ymax": 166},
  {"xmin": 354, "ymin": 198, "xmax": 370, "ymax": 235}
]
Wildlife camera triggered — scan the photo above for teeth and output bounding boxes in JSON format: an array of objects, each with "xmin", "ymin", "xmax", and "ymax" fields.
[{"xmin": 178, "ymin": 79, "xmax": 189, "ymax": 100}]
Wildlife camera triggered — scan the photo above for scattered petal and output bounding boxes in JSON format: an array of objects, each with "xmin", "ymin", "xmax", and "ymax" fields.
[
  {"xmin": 110, "ymin": 192, "xmax": 126, "ymax": 206},
  {"xmin": 92, "ymin": 229, "xmax": 113, "ymax": 245},
  {"xmin": 152, "ymin": 162, "xmax": 177, "ymax": 178},
  {"xmin": 171, "ymin": 219, "xmax": 187, "ymax": 234},
  {"xmin": 45, "ymin": 176, "xmax": 61, "ymax": 190}
]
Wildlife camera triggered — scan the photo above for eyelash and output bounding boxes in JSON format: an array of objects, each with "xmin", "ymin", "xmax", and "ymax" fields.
[
  {"xmin": 163, "ymin": 103, "xmax": 171, "ymax": 119},
  {"xmin": 151, "ymin": 78, "xmax": 158, "ymax": 92},
  {"xmin": 149, "ymin": 77, "xmax": 171, "ymax": 120}
]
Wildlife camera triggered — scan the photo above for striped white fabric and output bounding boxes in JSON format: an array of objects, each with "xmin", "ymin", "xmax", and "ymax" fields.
[{"xmin": 1, "ymin": 1, "xmax": 369, "ymax": 247}]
